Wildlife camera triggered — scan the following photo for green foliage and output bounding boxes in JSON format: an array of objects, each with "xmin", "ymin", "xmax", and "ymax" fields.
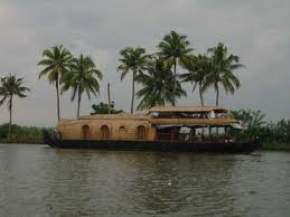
[
  {"xmin": 117, "ymin": 47, "xmax": 150, "ymax": 113},
  {"xmin": 0, "ymin": 74, "xmax": 30, "ymax": 139},
  {"xmin": 118, "ymin": 47, "xmax": 150, "ymax": 81},
  {"xmin": 38, "ymin": 45, "xmax": 72, "ymax": 84},
  {"xmin": 231, "ymin": 109, "xmax": 266, "ymax": 129},
  {"xmin": 61, "ymin": 54, "xmax": 102, "ymax": 118},
  {"xmin": 0, "ymin": 74, "xmax": 30, "ymax": 107},
  {"xmin": 91, "ymin": 102, "xmax": 123, "ymax": 114},
  {"xmin": 157, "ymin": 30, "xmax": 193, "ymax": 105},
  {"xmin": 181, "ymin": 54, "xmax": 212, "ymax": 105},
  {"xmin": 230, "ymin": 109, "xmax": 267, "ymax": 140},
  {"xmin": 231, "ymin": 109, "xmax": 290, "ymax": 148},
  {"xmin": 202, "ymin": 43, "xmax": 243, "ymax": 106},
  {"xmin": 0, "ymin": 123, "xmax": 52, "ymax": 144},
  {"xmin": 264, "ymin": 120, "xmax": 290, "ymax": 145},
  {"xmin": 157, "ymin": 30, "xmax": 193, "ymax": 65},
  {"xmin": 38, "ymin": 45, "xmax": 73, "ymax": 120},
  {"xmin": 136, "ymin": 57, "xmax": 186, "ymax": 110}
]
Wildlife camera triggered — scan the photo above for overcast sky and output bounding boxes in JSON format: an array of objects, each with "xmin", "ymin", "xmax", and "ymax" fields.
[{"xmin": 0, "ymin": 0, "xmax": 290, "ymax": 126}]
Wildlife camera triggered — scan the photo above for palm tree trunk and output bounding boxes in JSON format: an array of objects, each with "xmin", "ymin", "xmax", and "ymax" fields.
[
  {"xmin": 56, "ymin": 79, "xmax": 60, "ymax": 121},
  {"xmin": 8, "ymin": 95, "xmax": 12, "ymax": 140},
  {"xmin": 215, "ymin": 85, "xmax": 219, "ymax": 107},
  {"xmin": 215, "ymin": 84, "xmax": 219, "ymax": 135},
  {"xmin": 77, "ymin": 86, "xmax": 81, "ymax": 119},
  {"xmin": 130, "ymin": 72, "xmax": 135, "ymax": 114},
  {"xmin": 172, "ymin": 58, "xmax": 177, "ymax": 106},
  {"xmin": 199, "ymin": 85, "xmax": 204, "ymax": 106}
]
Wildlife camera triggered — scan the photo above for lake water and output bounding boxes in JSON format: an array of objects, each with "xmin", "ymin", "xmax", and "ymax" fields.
[{"xmin": 0, "ymin": 144, "xmax": 290, "ymax": 217}]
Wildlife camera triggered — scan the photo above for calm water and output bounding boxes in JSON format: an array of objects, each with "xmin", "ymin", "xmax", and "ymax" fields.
[{"xmin": 0, "ymin": 144, "xmax": 290, "ymax": 217}]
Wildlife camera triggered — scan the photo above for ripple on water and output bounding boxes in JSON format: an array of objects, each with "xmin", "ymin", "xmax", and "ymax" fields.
[{"xmin": 0, "ymin": 145, "xmax": 290, "ymax": 217}]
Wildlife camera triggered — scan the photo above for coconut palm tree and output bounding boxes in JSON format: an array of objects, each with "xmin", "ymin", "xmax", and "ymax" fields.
[
  {"xmin": 38, "ymin": 45, "xmax": 72, "ymax": 120},
  {"xmin": 157, "ymin": 30, "xmax": 193, "ymax": 105},
  {"xmin": 61, "ymin": 54, "xmax": 102, "ymax": 119},
  {"xmin": 203, "ymin": 43, "xmax": 243, "ymax": 106},
  {"xmin": 181, "ymin": 55, "xmax": 212, "ymax": 106},
  {"xmin": 117, "ymin": 47, "xmax": 150, "ymax": 113},
  {"xmin": 136, "ymin": 58, "xmax": 186, "ymax": 110},
  {"xmin": 231, "ymin": 109, "xmax": 266, "ymax": 130},
  {"xmin": 0, "ymin": 74, "xmax": 30, "ymax": 140}
]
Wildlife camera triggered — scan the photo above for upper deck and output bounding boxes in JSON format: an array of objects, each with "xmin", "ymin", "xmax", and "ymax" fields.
[
  {"xmin": 147, "ymin": 105, "xmax": 236, "ymax": 126},
  {"xmin": 149, "ymin": 105, "xmax": 227, "ymax": 114}
]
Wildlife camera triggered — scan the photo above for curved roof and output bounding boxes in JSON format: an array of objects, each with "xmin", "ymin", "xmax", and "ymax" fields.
[
  {"xmin": 149, "ymin": 106, "xmax": 228, "ymax": 113},
  {"xmin": 79, "ymin": 113, "xmax": 149, "ymax": 120}
]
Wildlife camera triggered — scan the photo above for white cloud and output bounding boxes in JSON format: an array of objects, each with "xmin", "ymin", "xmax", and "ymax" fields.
[{"xmin": 0, "ymin": 0, "xmax": 290, "ymax": 126}]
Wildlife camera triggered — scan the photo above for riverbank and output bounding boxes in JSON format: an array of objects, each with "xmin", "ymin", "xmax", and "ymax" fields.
[
  {"xmin": 1, "ymin": 140, "xmax": 290, "ymax": 152},
  {"xmin": 0, "ymin": 139, "xmax": 45, "ymax": 144},
  {"xmin": 262, "ymin": 143, "xmax": 290, "ymax": 151},
  {"xmin": 0, "ymin": 124, "xmax": 51, "ymax": 145},
  {"xmin": 1, "ymin": 123, "xmax": 290, "ymax": 151}
]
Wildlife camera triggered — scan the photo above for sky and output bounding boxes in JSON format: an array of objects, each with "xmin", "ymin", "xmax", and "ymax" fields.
[{"xmin": 0, "ymin": 0, "xmax": 290, "ymax": 126}]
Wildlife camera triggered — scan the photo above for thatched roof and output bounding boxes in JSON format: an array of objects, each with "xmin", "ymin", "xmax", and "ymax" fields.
[
  {"xmin": 149, "ymin": 106, "xmax": 227, "ymax": 113},
  {"xmin": 150, "ymin": 117, "xmax": 238, "ymax": 125},
  {"xmin": 79, "ymin": 113, "xmax": 150, "ymax": 120}
]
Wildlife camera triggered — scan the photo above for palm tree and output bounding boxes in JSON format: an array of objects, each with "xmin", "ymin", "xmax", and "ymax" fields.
[
  {"xmin": 231, "ymin": 109, "xmax": 266, "ymax": 138},
  {"xmin": 136, "ymin": 58, "xmax": 186, "ymax": 110},
  {"xmin": 0, "ymin": 74, "xmax": 30, "ymax": 140},
  {"xmin": 204, "ymin": 43, "xmax": 243, "ymax": 106},
  {"xmin": 61, "ymin": 54, "xmax": 102, "ymax": 119},
  {"xmin": 181, "ymin": 55, "xmax": 212, "ymax": 106},
  {"xmin": 38, "ymin": 45, "xmax": 72, "ymax": 120},
  {"xmin": 231, "ymin": 109, "xmax": 266, "ymax": 130},
  {"xmin": 157, "ymin": 30, "xmax": 193, "ymax": 105},
  {"xmin": 117, "ymin": 47, "xmax": 150, "ymax": 113}
]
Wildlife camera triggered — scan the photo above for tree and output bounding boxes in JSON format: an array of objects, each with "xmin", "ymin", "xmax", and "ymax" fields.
[
  {"xmin": 117, "ymin": 47, "xmax": 150, "ymax": 113},
  {"xmin": 203, "ymin": 43, "xmax": 243, "ymax": 106},
  {"xmin": 38, "ymin": 45, "xmax": 72, "ymax": 120},
  {"xmin": 157, "ymin": 30, "xmax": 193, "ymax": 105},
  {"xmin": 136, "ymin": 58, "xmax": 186, "ymax": 110},
  {"xmin": 231, "ymin": 109, "xmax": 266, "ymax": 130},
  {"xmin": 181, "ymin": 55, "xmax": 212, "ymax": 106},
  {"xmin": 91, "ymin": 102, "xmax": 123, "ymax": 115},
  {"xmin": 230, "ymin": 109, "xmax": 266, "ymax": 139},
  {"xmin": 0, "ymin": 74, "xmax": 30, "ymax": 140},
  {"xmin": 62, "ymin": 54, "xmax": 102, "ymax": 119}
]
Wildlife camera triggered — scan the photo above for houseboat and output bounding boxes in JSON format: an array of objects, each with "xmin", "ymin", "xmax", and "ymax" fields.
[{"xmin": 44, "ymin": 106, "xmax": 260, "ymax": 153}]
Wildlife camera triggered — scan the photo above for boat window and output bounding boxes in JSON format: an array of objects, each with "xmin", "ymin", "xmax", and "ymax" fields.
[
  {"xmin": 137, "ymin": 125, "xmax": 146, "ymax": 140},
  {"xmin": 119, "ymin": 126, "xmax": 126, "ymax": 139},
  {"xmin": 101, "ymin": 125, "xmax": 110, "ymax": 139},
  {"xmin": 82, "ymin": 125, "xmax": 90, "ymax": 140}
]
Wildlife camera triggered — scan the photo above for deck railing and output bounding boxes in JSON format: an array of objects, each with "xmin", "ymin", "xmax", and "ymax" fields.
[{"xmin": 155, "ymin": 132, "xmax": 233, "ymax": 143}]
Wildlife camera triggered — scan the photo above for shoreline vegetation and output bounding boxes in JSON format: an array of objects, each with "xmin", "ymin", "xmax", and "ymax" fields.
[
  {"xmin": 0, "ymin": 124, "xmax": 52, "ymax": 144},
  {"xmin": 1, "ymin": 30, "xmax": 289, "ymax": 151},
  {"xmin": 0, "ymin": 120, "xmax": 289, "ymax": 151}
]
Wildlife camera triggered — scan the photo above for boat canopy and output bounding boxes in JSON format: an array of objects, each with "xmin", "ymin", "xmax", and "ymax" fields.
[{"xmin": 149, "ymin": 106, "xmax": 228, "ymax": 114}]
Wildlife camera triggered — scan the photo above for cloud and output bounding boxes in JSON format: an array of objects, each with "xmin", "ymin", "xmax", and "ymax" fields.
[{"xmin": 0, "ymin": 0, "xmax": 290, "ymax": 126}]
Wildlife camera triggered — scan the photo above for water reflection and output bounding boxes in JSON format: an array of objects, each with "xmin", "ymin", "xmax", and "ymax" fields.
[{"xmin": 1, "ymin": 144, "xmax": 290, "ymax": 217}]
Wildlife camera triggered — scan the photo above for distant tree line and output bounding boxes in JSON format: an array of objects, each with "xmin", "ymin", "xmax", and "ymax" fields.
[
  {"xmin": 0, "ymin": 123, "xmax": 52, "ymax": 144},
  {"xmin": 231, "ymin": 109, "xmax": 290, "ymax": 148}
]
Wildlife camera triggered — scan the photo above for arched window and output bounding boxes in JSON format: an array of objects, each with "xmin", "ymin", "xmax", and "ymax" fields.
[
  {"xmin": 119, "ymin": 126, "xmax": 126, "ymax": 139},
  {"xmin": 82, "ymin": 125, "xmax": 90, "ymax": 140},
  {"xmin": 101, "ymin": 125, "xmax": 110, "ymax": 140},
  {"xmin": 137, "ymin": 125, "xmax": 147, "ymax": 140}
]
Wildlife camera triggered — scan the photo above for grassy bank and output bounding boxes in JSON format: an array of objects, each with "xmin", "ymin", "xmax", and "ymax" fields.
[
  {"xmin": 0, "ymin": 123, "xmax": 52, "ymax": 144},
  {"xmin": 262, "ymin": 143, "xmax": 290, "ymax": 151},
  {"xmin": 1, "ymin": 123, "xmax": 290, "ymax": 151}
]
